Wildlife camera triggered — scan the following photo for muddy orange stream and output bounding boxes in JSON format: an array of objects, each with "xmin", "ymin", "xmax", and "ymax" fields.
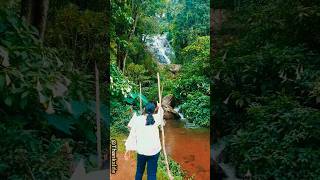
[{"xmin": 165, "ymin": 119, "xmax": 210, "ymax": 179}]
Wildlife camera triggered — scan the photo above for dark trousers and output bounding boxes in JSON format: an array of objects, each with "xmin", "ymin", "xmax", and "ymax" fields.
[{"xmin": 135, "ymin": 152, "xmax": 160, "ymax": 180}]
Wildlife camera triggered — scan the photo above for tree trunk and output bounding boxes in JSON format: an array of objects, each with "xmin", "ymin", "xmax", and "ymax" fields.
[
  {"xmin": 21, "ymin": 0, "xmax": 33, "ymax": 23},
  {"xmin": 219, "ymin": 9, "xmax": 222, "ymax": 30},
  {"xmin": 95, "ymin": 61, "xmax": 102, "ymax": 169},
  {"xmin": 116, "ymin": 44, "xmax": 125, "ymax": 70},
  {"xmin": 122, "ymin": 13, "xmax": 139, "ymax": 74},
  {"xmin": 21, "ymin": 0, "xmax": 49, "ymax": 40}
]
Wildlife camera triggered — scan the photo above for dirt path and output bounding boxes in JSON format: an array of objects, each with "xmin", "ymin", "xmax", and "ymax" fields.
[
  {"xmin": 111, "ymin": 152, "xmax": 179, "ymax": 180},
  {"xmin": 110, "ymin": 152, "xmax": 137, "ymax": 180}
]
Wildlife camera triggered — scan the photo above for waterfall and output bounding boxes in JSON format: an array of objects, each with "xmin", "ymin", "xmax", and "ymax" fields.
[
  {"xmin": 174, "ymin": 106, "xmax": 185, "ymax": 120},
  {"xmin": 144, "ymin": 33, "xmax": 175, "ymax": 64},
  {"xmin": 174, "ymin": 106, "xmax": 199, "ymax": 128},
  {"xmin": 212, "ymin": 140, "xmax": 240, "ymax": 180}
]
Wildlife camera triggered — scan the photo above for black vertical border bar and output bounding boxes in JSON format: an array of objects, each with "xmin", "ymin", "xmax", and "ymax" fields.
[{"xmin": 210, "ymin": 0, "xmax": 220, "ymax": 179}]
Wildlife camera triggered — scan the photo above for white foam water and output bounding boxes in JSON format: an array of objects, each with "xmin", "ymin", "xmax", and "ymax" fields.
[{"xmin": 143, "ymin": 33, "xmax": 175, "ymax": 64}]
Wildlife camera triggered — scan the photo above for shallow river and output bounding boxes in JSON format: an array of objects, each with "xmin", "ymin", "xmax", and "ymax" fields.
[{"xmin": 164, "ymin": 118, "xmax": 210, "ymax": 179}]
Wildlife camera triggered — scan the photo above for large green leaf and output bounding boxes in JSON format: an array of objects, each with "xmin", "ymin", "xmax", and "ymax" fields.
[
  {"xmin": 46, "ymin": 115, "xmax": 75, "ymax": 135},
  {"xmin": 88, "ymin": 101, "xmax": 109, "ymax": 124},
  {"xmin": 78, "ymin": 121, "xmax": 96, "ymax": 143},
  {"xmin": 125, "ymin": 92, "xmax": 149, "ymax": 105},
  {"xmin": 70, "ymin": 100, "xmax": 88, "ymax": 119}
]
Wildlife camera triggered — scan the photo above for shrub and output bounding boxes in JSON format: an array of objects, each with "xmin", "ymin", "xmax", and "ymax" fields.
[
  {"xmin": 174, "ymin": 75, "xmax": 210, "ymax": 102},
  {"xmin": 228, "ymin": 96, "xmax": 320, "ymax": 179},
  {"xmin": 158, "ymin": 152, "xmax": 186, "ymax": 180},
  {"xmin": 110, "ymin": 100, "xmax": 132, "ymax": 134},
  {"xmin": 111, "ymin": 64, "xmax": 134, "ymax": 98},
  {"xmin": 0, "ymin": 9, "xmax": 105, "ymax": 178},
  {"xmin": 0, "ymin": 124, "xmax": 70, "ymax": 179},
  {"xmin": 181, "ymin": 92, "xmax": 210, "ymax": 127}
]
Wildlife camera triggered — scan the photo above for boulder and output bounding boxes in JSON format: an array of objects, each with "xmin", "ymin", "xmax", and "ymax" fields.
[
  {"xmin": 162, "ymin": 94, "xmax": 180, "ymax": 120},
  {"xmin": 162, "ymin": 94, "xmax": 175, "ymax": 107},
  {"xmin": 169, "ymin": 64, "xmax": 181, "ymax": 74},
  {"xmin": 163, "ymin": 105, "xmax": 180, "ymax": 120}
]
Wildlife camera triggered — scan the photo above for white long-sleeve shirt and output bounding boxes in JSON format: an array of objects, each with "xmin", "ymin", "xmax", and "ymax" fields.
[{"xmin": 127, "ymin": 107, "xmax": 164, "ymax": 156}]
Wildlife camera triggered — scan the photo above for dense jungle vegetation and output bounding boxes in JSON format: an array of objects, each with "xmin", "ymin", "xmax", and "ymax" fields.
[
  {"xmin": 0, "ymin": 0, "xmax": 210, "ymax": 178},
  {"xmin": 110, "ymin": 0, "xmax": 210, "ymax": 179},
  {"xmin": 213, "ymin": 0, "xmax": 320, "ymax": 179},
  {"xmin": 110, "ymin": 0, "xmax": 210, "ymax": 130},
  {"xmin": 0, "ymin": 0, "xmax": 108, "ymax": 179}
]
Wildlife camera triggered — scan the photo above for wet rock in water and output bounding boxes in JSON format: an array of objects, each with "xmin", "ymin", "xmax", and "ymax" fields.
[
  {"xmin": 163, "ymin": 105, "xmax": 180, "ymax": 120},
  {"xmin": 169, "ymin": 64, "xmax": 182, "ymax": 74},
  {"xmin": 162, "ymin": 94, "xmax": 175, "ymax": 107},
  {"xmin": 185, "ymin": 122, "xmax": 198, "ymax": 129}
]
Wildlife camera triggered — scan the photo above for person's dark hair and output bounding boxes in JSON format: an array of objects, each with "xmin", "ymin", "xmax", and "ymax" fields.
[{"xmin": 145, "ymin": 102, "xmax": 156, "ymax": 125}]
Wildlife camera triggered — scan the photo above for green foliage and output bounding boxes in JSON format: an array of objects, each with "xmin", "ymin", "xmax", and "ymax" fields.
[
  {"xmin": 172, "ymin": 36, "xmax": 210, "ymax": 128},
  {"xmin": 126, "ymin": 63, "xmax": 148, "ymax": 83},
  {"xmin": 158, "ymin": 152, "xmax": 186, "ymax": 179},
  {"xmin": 111, "ymin": 64, "xmax": 134, "ymax": 98},
  {"xmin": 213, "ymin": 0, "xmax": 320, "ymax": 178},
  {"xmin": 0, "ymin": 9, "xmax": 105, "ymax": 136},
  {"xmin": 166, "ymin": 5, "xmax": 210, "ymax": 126},
  {"xmin": 174, "ymin": 75, "xmax": 210, "ymax": 102},
  {"xmin": 213, "ymin": 5, "xmax": 320, "ymax": 136},
  {"xmin": 180, "ymin": 92, "xmax": 210, "ymax": 127},
  {"xmin": 46, "ymin": 4, "xmax": 107, "ymax": 73},
  {"xmin": 0, "ymin": 8, "xmax": 107, "ymax": 178},
  {"xmin": 160, "ymin": 66, "xmax": 211, "ymax": 129},
  {"xmin": 170, "ymin": 32, "xmax": 210, "ymax": 129},
  {"xmin": 0, "ymin": 124, "xmax": 70, "ymax": 179},
  {"xmin": 174, "ymin": 36, "xmax": 210, "ymax": 100},
  {"xmin": 181, "ymin": 36, "xmax": 210, "ymax": 63},
  {"xmin": 228, "ymin": 96, "xmax": 320, "ymax": 179},
  {"xmin": 167, "ymin": 0, "xmax": 210, "ymax": 63},
  {"xmin": 110, "ymin": 100, "xmax": 132, "ymax": 134},
  {"xmin": 111, "ymin": 63, "xmax": 149, "ymax": 132}
]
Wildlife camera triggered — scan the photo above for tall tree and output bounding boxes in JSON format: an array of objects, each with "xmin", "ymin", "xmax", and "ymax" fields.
[{"xmin": 21, "ymin": 0, "xmax": 49, "ymax": 40}]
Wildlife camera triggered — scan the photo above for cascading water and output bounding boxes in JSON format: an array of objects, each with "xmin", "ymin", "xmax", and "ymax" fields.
[
  {"xmin": 143, "ymin": 33, "xmax": 175, "ymax": 64},
  {"xmin": 174, "ymin": 106, "xmax": 199, "ymax": 128},
  {"xmin": 174, "ymin": 106, "xmax": 185, "ymax": 121}
]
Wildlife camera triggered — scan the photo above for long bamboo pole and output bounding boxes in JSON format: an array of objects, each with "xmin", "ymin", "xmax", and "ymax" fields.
[
  {"xmin": 157, "ymin": 72, "xmax": 173, "ymax": 180},
  {"xmin": 157, "ymin": 73, "xmax": 161, "ymax": 104},
  {"xmin": 139, "ymin": 82, "xmax": 142, "ymax": 114}
]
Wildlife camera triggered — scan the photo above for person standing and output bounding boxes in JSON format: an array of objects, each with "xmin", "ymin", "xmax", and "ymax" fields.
[{"xmin": 125, "ymin": 102, "xmax": 164, "ymax": 180}]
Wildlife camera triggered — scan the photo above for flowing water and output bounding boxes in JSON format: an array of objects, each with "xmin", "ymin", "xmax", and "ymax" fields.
[
  {"xmin": 174, "ymin": 106, "xmax": 185, "ymax": 121},
  {"xmin": 144, "ymin": 33, "xmax": 175, "ymax": 64},
  {"xmin": 212, "ymin": 141, "xmax": 240, "ymax": 180}
]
